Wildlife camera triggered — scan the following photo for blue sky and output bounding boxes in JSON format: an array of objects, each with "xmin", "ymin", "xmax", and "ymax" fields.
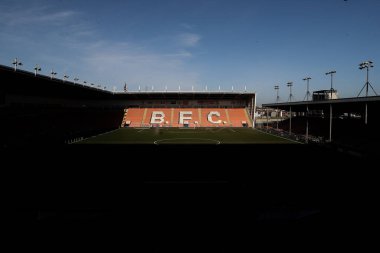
[{"xmin": 0, "ymin": 0, "xmax": 379, "ymax": 105}]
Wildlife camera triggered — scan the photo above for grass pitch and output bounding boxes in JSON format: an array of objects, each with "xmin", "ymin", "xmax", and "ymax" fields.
[{"xmin": 77, "ymin": 128, "xmax": 297, "ymax": 145}]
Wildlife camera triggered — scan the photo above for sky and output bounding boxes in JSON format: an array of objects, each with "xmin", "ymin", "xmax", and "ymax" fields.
[{"xmin": 0, "ymin": 0, "xmax": 379, "ymax": 105}]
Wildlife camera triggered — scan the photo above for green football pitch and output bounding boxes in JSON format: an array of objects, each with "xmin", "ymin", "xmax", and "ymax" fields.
[{"xmin": 77, "ymin": 128, "xmax": 298, "ymax": 145}]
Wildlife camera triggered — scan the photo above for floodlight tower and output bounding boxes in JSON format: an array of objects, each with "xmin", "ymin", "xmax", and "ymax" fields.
[
  {"xmin": 274, "ymin": 85, "xmax": 280, "ymax": 103},
  {"xmin": 303, "ymin": 77, "xmax": 311, "ymax": 101},
  {"xmin": 34, "ymin": 64, "xmax": 41, "ymax": 76},
  {"xmin": 274, "ymin": 85, "xmax": 280, "ymax": 130},
  {"xmin": 325, "ymin": 70, "xmax": 336, "ymax": 142},
  {"xmin": 358, "ymin": 61, "xmax": 377, "ymax": 97},
  {"xmin": 50, "ymin": 69, "xmax": 57, "ymax": 79},
  {"xmin": 325, "ymin": 70, "xmax": 336, "ymax": 99},
  {"xmin": 287, "ymin": 82, "xmax": 293, "ymax": 102},
  {"xmin": 302, "ymin": 77, "xmax": 312, "ymax": 143},
  {"xmin": 12, "ymin": 58, "xmax": 22, "ymax": 71},
  {"xmin": 286, "ymin": 82, "xmax": 293, "ymax": 135},
  {"xmin": 358, "ymin": 61, "xmax": 377, "ymax": 125}
]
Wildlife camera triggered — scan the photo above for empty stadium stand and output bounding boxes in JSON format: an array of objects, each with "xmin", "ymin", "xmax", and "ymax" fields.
[{"xmin": 121, "ymin": 108, "xmax": 253, "ymax": 128}]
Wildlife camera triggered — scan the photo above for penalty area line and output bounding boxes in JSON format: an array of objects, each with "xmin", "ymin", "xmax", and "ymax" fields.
[
  {"xmin": 255, "ymin": 129, "xmax": 303, "ymax": 144},
  {"xmin": 74, "ymin": 128, "xmax": 121, "ymax": 143}
]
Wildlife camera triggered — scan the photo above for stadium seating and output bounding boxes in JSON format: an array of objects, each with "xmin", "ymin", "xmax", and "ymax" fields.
[
  {"xmin": 122, "ymin": 108, "xmax": 253, "ymax": 128},
  {"xmin": 0, "ymin": 107, "xmax": 124, "ymax": 146},
  {"xmin": 143, "ymin": 108, "xmax": 175, "ymax": 127},
  {"xmin": 228, "ymin": 108, "xmax": 252, "ymax": 127}
]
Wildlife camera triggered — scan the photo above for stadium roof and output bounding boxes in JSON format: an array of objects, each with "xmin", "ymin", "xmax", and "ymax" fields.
[
  {"xmin": 263, "ymin": 96, "xmax": 380, "ymax": 113},
  {"xmin": 1, "ymin": 64, "xmax": 255, "ymax": 100},
  {"xmin": 113, "ymin": 91, "xmax": 255, "ymax": 100}
]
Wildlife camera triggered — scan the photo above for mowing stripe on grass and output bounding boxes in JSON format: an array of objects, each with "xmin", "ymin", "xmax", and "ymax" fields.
[
  {"xmin": 78, "ymin": 127, "xmax": 295, "ymax": 144},
  {"xmin": 154, "ymin": 138, "xmax": 221, "ymax": 145}
]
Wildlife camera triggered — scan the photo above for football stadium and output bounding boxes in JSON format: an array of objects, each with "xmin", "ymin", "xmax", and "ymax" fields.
[
  {"xmin": 4, "ymin": 1, "xmax": 380, "ymax": 248},
  {"xmin": 3, "ymin": 60, "xmax": 379, "ymax": 231},
  {"xmin": 2, "ymin": 62, "xmax": 380, "ymax": 152},
  {"xmin": 0, "ymin": 63, "xmax": 297, "ymax": 146}
]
